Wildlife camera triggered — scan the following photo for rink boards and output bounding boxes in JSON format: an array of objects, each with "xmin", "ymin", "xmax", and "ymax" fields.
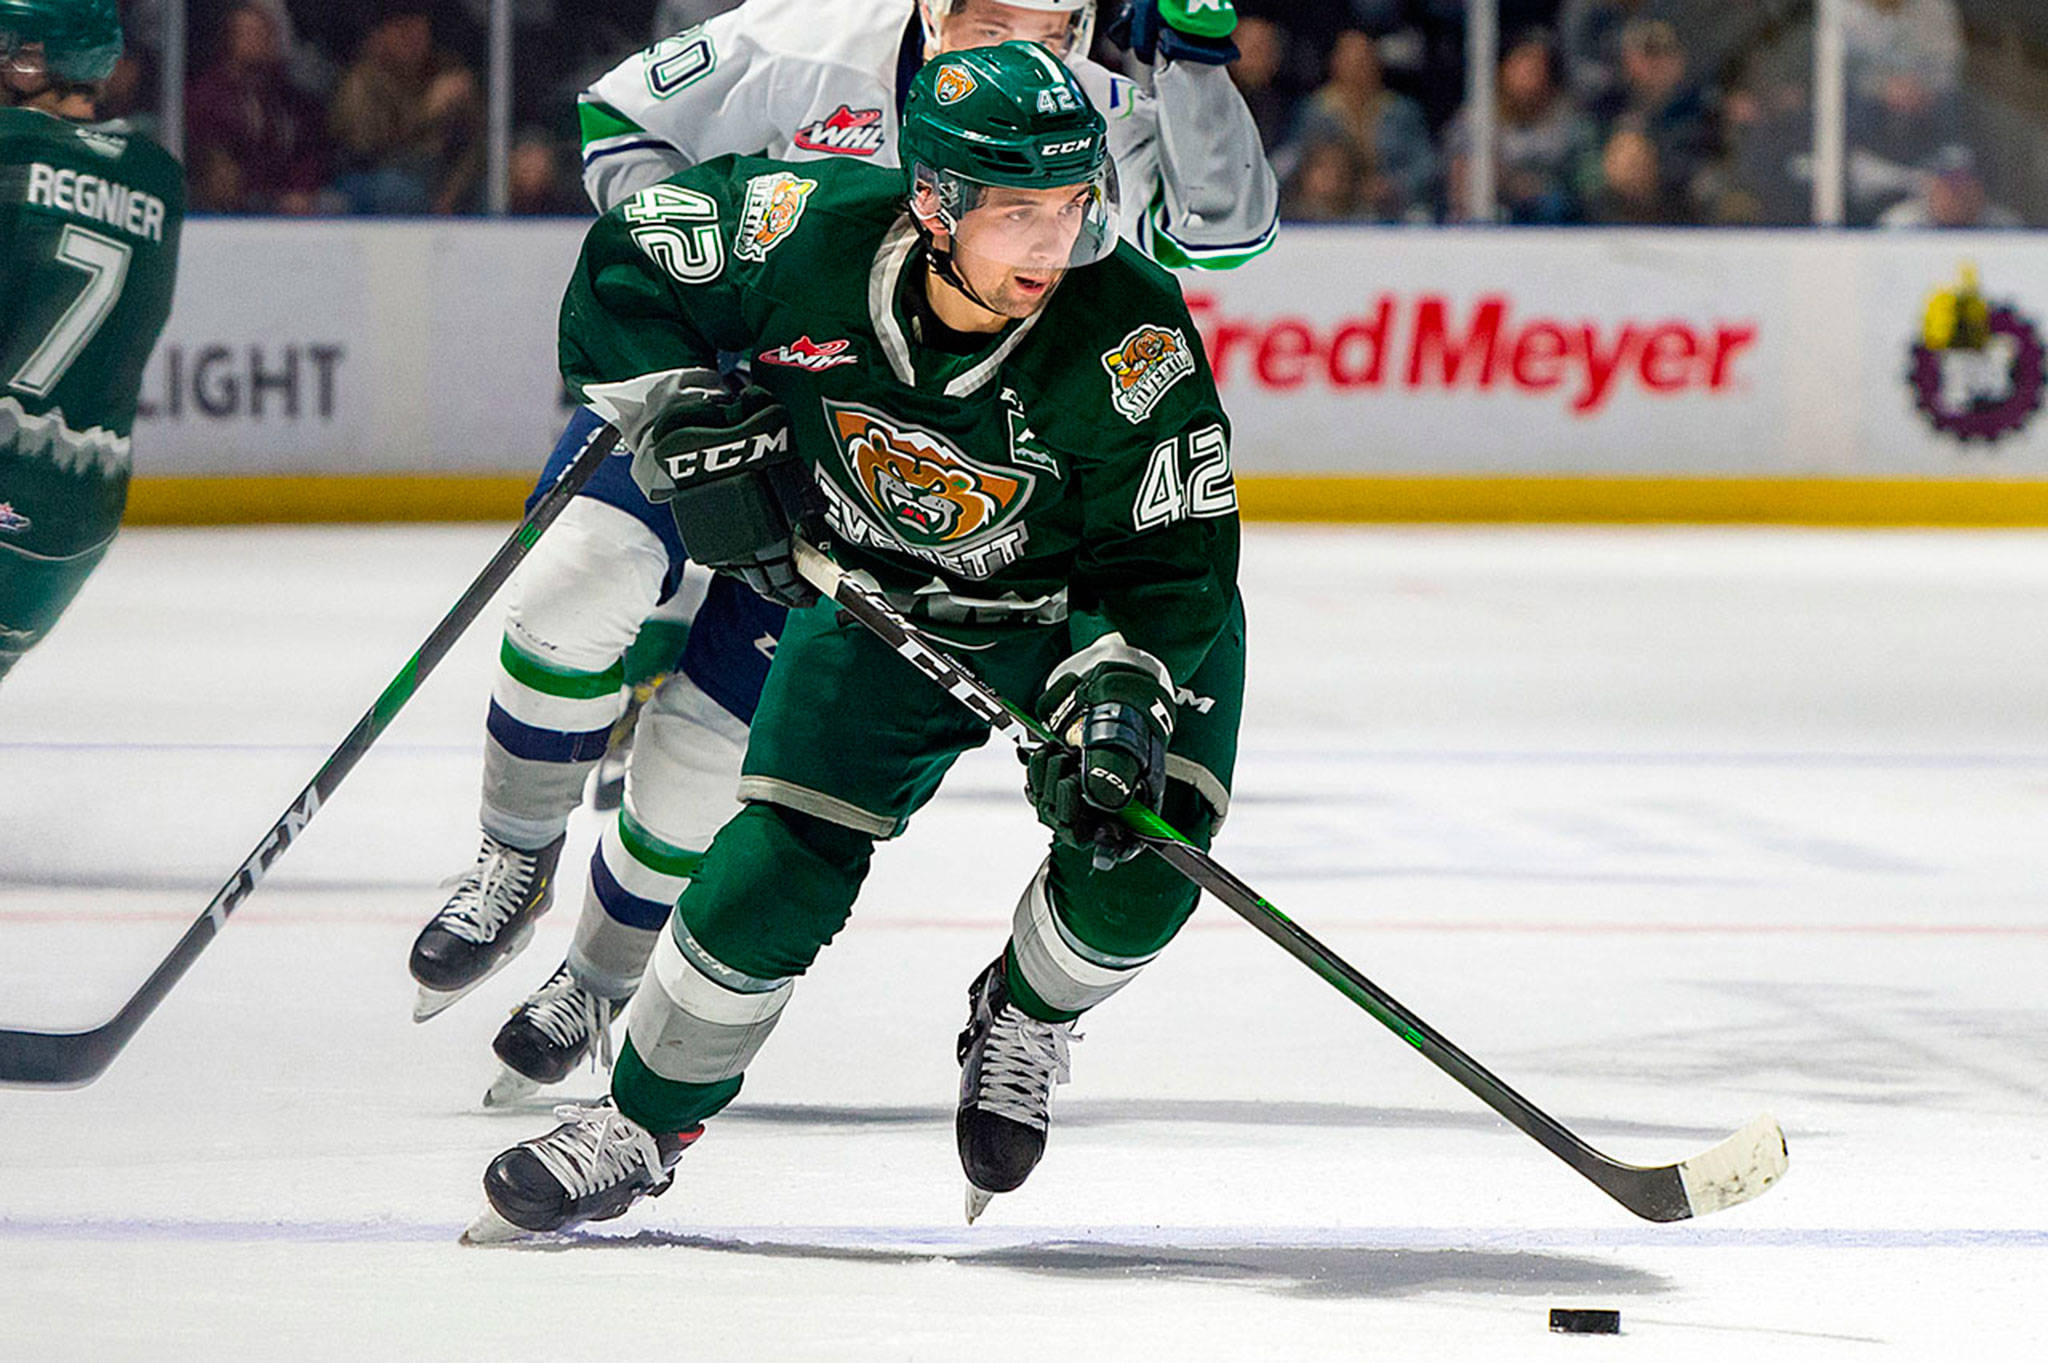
[{"xmin": 123, "ymin": 221, "xmax": 2048, "ymax": 524}]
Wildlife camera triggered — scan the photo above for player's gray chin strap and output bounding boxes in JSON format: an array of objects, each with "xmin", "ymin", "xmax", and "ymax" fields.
[{"xmin": 919, "ymin": 232, "xmax": 1006, "ymax": 319}]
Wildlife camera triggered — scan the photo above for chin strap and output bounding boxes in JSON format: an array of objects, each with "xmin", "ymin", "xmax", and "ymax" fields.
[{"xmin": 915, "ymin": 226, "xmax": 1006, "ymax": 320}]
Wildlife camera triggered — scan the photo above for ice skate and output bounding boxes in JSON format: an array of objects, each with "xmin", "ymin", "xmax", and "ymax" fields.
[
  {"xmin": 462, "ymin": 1100, "xmax": 701, "ymax": 1243},
  {"xmin": 955, "ymin": 955, "xmax": 1078, "ymax": 1222},
  {"xmin": 483, "ymin": 962, "xmax": 627, "ymax": 1107},
  {"xmin": 410, "ymin": 832, "xmax": 565, "ymax": 1022}
]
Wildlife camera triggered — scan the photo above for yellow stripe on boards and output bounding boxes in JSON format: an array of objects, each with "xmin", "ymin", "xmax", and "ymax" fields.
[{"xmin": 122, "ymin": 473, "xmax": 2048, "ymax": 527}]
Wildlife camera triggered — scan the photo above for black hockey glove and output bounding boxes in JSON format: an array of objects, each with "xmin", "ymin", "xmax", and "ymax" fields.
[
  {"xmin": 1107, "ymin": 0, "xmax": 1240, "ymax": 67},
  {"xmin": 1025, "ymin": 651, "xmax": 1175, "ymax": 870},
  {"xmin": 629, "ymin": 384, "xmax": 823, "ymax": 610}
]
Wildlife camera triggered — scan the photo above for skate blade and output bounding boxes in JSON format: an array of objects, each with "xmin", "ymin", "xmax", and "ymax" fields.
[
  {"xmin": 964, "ymin": 1185, "xmax": 995, "ymax": 1224},
  {"xmin": 459, "ymin": 1203, "xmax": 532, "ymax": 1246},
  {"xmin": 410, "ymin": 924, "xmax": 537, "ymax": 1023},
  {"xmin": 482, "ymin": 1066, "xmax": 543, "ymax": 1109}
]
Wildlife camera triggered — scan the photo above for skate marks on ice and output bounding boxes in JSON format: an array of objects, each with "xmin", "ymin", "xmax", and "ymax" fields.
[
  {"xmin": 488, "ymin": 1223, "xmax": 1669, "ymax": 1304},
  {"xmin": 1522, "ymin": 979, "xmax": 2048, "ymax": 1110}
]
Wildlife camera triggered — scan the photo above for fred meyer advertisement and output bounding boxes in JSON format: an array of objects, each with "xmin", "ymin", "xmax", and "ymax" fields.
[{"xmin": 131, "ymin": 222, "xmax": 2048, "ymax": 497}]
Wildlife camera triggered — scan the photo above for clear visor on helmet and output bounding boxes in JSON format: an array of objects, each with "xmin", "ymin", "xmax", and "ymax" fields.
[
  {"xmin": 913, "ymin": 158, "xmax": 1121, "ymax": 273},
  {"xmin": 0, "ymin": 32, "xmax": 121, "ymax": 85}
]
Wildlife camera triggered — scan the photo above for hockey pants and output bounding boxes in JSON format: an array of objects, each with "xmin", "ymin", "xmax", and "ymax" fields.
[{"xmin": 610, "ymin": 593, "xmax": 1246, "ymax": 1134}]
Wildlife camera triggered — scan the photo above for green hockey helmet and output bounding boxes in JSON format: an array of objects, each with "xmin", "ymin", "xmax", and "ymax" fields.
[
  {"xmin": 901, "ymin": 41, "xmax": 1120, "ymax": 272},
  {"xmin": 0, "ymin": 0, "xmax": 123, "ymax": 85}
]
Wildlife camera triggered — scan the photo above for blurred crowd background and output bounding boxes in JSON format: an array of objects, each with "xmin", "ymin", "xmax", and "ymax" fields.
[{"xmin": 98, "ymin": 0, "xmax": 2048, "ymax": 228}]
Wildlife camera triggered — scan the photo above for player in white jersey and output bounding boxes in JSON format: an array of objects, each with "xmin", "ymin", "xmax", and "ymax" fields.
[
  {"xmin": 406, "ymin": 0, "xmax": 1277, "ymax": 1106},
  {"xmin": 580, "ymin": 0, "xmax": 1276, "ymax": 269}
]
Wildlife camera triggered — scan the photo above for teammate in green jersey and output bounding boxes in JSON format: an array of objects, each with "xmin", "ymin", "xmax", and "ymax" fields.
[
  {"xmin": 466, "ymin": 42, "xmax": 1244, "ymax": 1242},
  {"xmin": 0, "ymin": 0, "xmax": 182, "ymax": 683}
]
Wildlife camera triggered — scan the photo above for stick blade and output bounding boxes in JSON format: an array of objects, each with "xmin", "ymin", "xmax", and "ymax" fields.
[
  {"xmin": 0, "ymin": 1023, "xmax": 122, "ymax": 1089},
  {"xmin": 1677, "ymin": 1112, "xmax": 1788, "ymax": 1218}
]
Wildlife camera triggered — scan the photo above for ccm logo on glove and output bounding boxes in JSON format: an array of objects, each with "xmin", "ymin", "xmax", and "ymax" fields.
[{"xmin": 662, "ymin": 426, "xmax": 791, "ymax": 482}]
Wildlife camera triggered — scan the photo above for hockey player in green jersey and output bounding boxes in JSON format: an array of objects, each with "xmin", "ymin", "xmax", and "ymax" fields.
[
  {"xmin": 0, "ymin": 0, "xmax": 182, "ymax": 682},
  {"xmin": 466, "ymin": 42, "xmax": 1243, "ymax": 1241}
]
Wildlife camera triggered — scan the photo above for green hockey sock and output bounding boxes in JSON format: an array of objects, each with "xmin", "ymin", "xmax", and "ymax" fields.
[{"xmin": 611, "ymin": 1035, "xmax": 744, "ymax": 1133}]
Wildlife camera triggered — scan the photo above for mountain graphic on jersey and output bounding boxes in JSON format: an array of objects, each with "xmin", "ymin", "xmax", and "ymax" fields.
[
  {"xmin": 792, "ymin": 105, "xmax": 886, "ymax": 157},
  {"xmin": 823, "ymin": 400, "xmax": 1037, "ymax": 579}
]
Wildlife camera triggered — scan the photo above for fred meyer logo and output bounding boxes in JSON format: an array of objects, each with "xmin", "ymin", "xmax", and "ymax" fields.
[
  {"xmin": 821, "ymin": 400, "xmax": 1035, "ymax": 579},
  {"xmin": 660, "ymin": 425, "xmax": 790, "ymax": 482},
  {"xmin": 1184, "ymin": 292, "xmax": 1757, "ymax": 417},
  {"xmin": 793, "ymin": 105, "xmax": 886, "ymax": 156}
]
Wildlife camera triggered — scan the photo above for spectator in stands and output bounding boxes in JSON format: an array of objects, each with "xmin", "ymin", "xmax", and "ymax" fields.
[
  {"xmin": 1445, "ymin": 27, "xmax": 1596, "ymax": 223},
  {"xmin": 1279, "ymin": 136, "xmax": 1376, "ymax": 224},
  {"xmin": 328, "ymin": 1, "xmax": 484, "ymax": 215},
  {"xmin": 1287, "ymin": 28, "xmax": 1437, "ymax": 223},
  {"xmin": 507, "ymin": 131, "xmax": 588, "ymax": 215},
  {"xmin": 1879, "ymin": 144, "xmax": 2022, "ymax": 229},
  {"xmin": 1713, "ymin": 31, "xmax": 1816, "ymax": 225},
  {"xmin": 1229, "ymin": 15, "xmax": 1296, "ymax": 154},
  {"xmin": 1580, "ymin": 18, "xmax": 1714, "ymax": 223},
  {"xmin": 1559, "ymin": 0, "xmax": 1650, "ymax": 109},
  {"xmin": 1843, "ymin": 0, "xmax": 1964, "ymax": 222},
  {"xmin": 186, "ymin": 3, "xmax": 331, "ymax": 214}
]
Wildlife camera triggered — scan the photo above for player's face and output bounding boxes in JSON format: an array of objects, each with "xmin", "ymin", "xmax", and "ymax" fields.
[
  {"xmin": 948, "ymin": 183, "xmax": 1093, "ymax": 317},
  {"xmin": 931, "ymin": 1, "xmax": 1080, "ymax": 60},
  {"xmin": 0, "ymin": 42, "xmax": 93, "ymax": 117}
]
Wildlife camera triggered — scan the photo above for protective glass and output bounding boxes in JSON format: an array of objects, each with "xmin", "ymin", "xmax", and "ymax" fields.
[{"xmin": 914, "ymin": 159, "xmax": 1122, "ymax": 272}]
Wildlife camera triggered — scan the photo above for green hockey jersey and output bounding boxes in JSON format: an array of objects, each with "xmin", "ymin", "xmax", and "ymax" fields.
[
  {"xmin": 562, "ymin": 154, "xmax": 1238, "ymax": 685},
  {"xmin": 0, "ymin": 107, "xmax": 183, "ymax": 547}
]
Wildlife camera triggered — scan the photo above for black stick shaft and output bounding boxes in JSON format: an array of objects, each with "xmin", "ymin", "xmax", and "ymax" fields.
[{"xmin": 0, "ymin": 424, "xmax": 623, "ymax": 1087}]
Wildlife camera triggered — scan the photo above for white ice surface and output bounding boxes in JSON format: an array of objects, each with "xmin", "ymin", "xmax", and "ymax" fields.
[{"xmin": 2, "ymin": 524, "xmax": 2045, "ymax": 1360}]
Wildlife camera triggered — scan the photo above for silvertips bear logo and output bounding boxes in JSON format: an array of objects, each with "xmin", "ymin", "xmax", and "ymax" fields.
[
  {"xmin": 821, "ymin": 401, "xmax": 1036, "ymax": 579},
  {"xmin": 735, "ymin": 172, "xmax": 818, "ymax": 262},
  {"xmin": 1909, "ymin": 263, "xmax": 2046, "ymax": 445},
  {"xmin": 1101, "ymin": 325, "xmax": 1195, "ymax": 423},
  {"xmin": 934, "ymin": 65, "xmax": 977, "ymax": 106}
]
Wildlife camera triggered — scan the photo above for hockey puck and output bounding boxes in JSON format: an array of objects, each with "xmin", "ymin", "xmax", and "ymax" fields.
[{"xmin": 1549, "ymin": 1308, "xmax": 1621, "ymax": 1334}]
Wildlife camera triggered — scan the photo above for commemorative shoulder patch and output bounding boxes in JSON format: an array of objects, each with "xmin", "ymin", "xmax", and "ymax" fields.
[
  {"xmin": 735, "ymin": 171, "xmax": 818, "ymax": 262},
  {"xmin": 1101, "ymin": 325, "xmax": 1196, "ymax": 423}
]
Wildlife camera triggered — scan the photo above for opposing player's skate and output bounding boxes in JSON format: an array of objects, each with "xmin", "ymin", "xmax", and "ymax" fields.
[
  {"xmin": 955, "ymin": 955, "xmax": 1078, "ymax": 1223},
  {"xmin": 483, "ymin": 961, "xmax": 627, "ymax": 1107},
  {"xmin": 410, "ymin": 832, "xmax": 565, "ymax": 1022},
  {"xmin": 462, "ymin": 1100, "xmax": 701, "ymax": 1244}
]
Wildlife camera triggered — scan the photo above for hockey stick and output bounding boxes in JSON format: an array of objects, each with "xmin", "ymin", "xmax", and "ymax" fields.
[
  {"xmin": 792, "ymin": 541, "xmax": 1787, "ymax": 1223},
  {"xmin": 0, "ymin": 423, "xmax": 624, "ymax": 1088}
]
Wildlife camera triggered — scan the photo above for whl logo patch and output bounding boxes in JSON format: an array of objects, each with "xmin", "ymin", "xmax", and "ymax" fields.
[
  {"xmin": 758, "ymin": 336, "xmax": 856, "ymax": 371},
  {"xmin": 0, "ymin": 502, "xmax": 30, "ymax": 535},
  {"xmin": 1102, "ymin": 324, "xmax": 1196, "ymax": 423},
  {"xmin": 793, "ymin": 105, "xmax": 886, "ymax": 157},
  {"xmin": 821, "ymin": 400, "xmax": 1036, "ymax": 579},
  {"xmin": 735, "ymin": 172, "xmax": 817, "ymax": 262}
]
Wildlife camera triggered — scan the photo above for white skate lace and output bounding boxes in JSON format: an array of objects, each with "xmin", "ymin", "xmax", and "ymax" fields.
[
  {"xmin": 975, "ymin": 1008, "xmax": 1077, "ymax": 1132},
  {"xmin": 433, "ymin": 837, "xmax": 538, "ymax": 945},
  {"xmin": 521, "ymin": 967, "xmax": 617, "ymax": 1071},
  {"xmin": 527, "ymin": 1103, "xmax": 670, "ymax": 1201}
]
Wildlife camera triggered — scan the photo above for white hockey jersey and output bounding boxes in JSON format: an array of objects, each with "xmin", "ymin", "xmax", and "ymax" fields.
[{"xmin": 576, "ymin": 0, "xmax": 1276, "ymax": 269}]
